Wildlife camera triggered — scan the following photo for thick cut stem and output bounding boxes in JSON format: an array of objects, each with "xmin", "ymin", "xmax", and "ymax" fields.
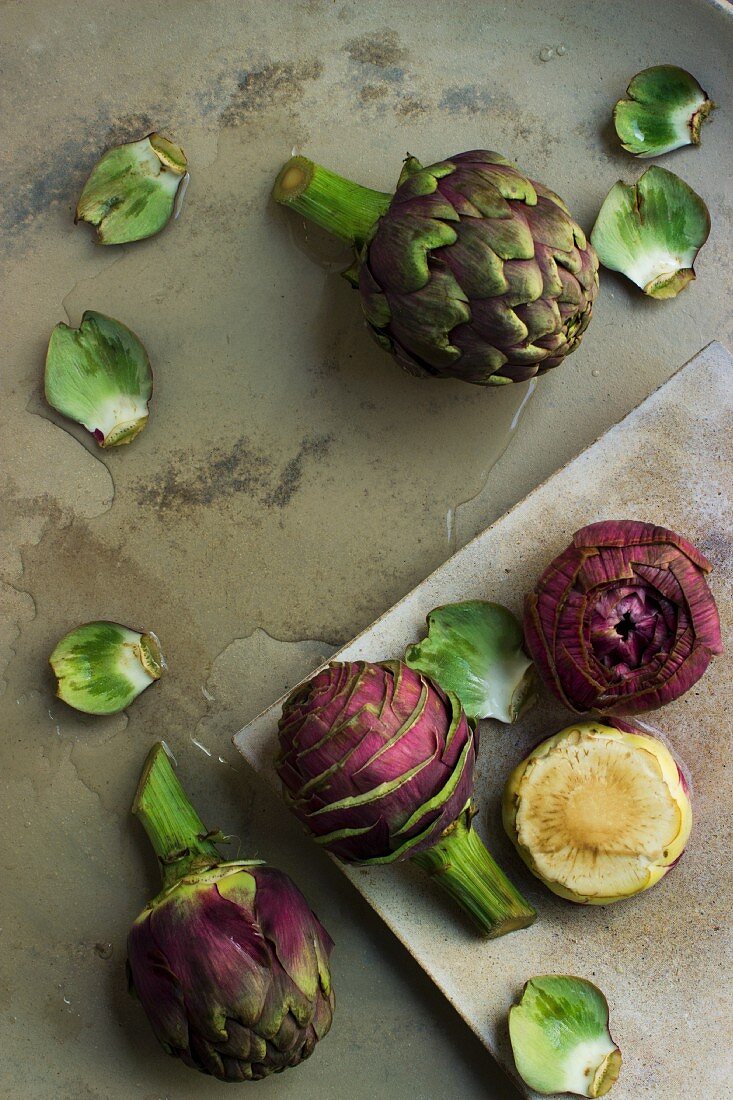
[
  {"xmin": 411, "ymin": 807, "xmax": 536, "ymax": 938},
  {"xmin": 272, "ymin": 156, "xmax": 392, "ymax": 247},
  {"xmin": 132, "ymin": 743, "xmax": 221, "ymax": 889}
]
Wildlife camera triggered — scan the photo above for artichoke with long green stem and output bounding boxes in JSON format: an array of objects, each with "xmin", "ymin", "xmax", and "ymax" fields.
[
  {"xmin": 276, "ymin": 660, "xmax": 536, "ymax": 938},
  {"xmin": 273, "ymin": 150, "xmax": 599, "ymax": 385},
  {"xmin": 127, "ymin": 744, "xmax": 334, "ymax": 1082}
]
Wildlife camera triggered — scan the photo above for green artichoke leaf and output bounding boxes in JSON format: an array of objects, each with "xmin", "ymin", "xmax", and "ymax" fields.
[
  {"xmin": 405, "ymin": 600, "xmax": 537, "ymax": 723},
  {"xmin": 590, "ymin": 166, "xmax": 710, "ymax": 299},
  {"xmin": 509, "ymin": 976, "xmax": 622, "ymax": 1097},
  {"xmin": 45, "ymin": 310, "xmax": 153, "ymax": 447},
  {"xmin": 76, "ymin": 132, "xmax": 188, "ymax": 244},
  {"xmin": 50, "ymin": 621, "xmax": 164, "ymax": 715},
  {"xmin": 613, "ymin": 65, "xmax": 715, "ymax": 158}
]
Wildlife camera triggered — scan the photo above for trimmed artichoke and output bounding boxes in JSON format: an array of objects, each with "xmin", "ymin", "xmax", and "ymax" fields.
[
  {"xmin": 49, "ymin": 620, "xmax": 163, "ymax": 714},
  {"xmin": 273, "ymin": 150, "xmax": 599, "ymax": 384},
  {"xmin": 276, "ymin": 660, "xmax": 536, "ymax": 938},
  {"xmin": 503, "ymin": 719, "xmax": 692, "ymax": 904},
  {"xmin": 524, "ymin": 520, "xmax": 722, "ymax": 715},
  {"xmin": 509, "ymin": 975, "xmax": 622, "ymax": 1097},
  {"xmin": 590, "ymin": 167, "xmax": 710, "ymax": 299},
  {"xmin": 405, "ymin": 600, "xmax": 537, "ymax": 723},
  {"xmin": 613, "ymin": 65, "xmax": 715, "ymax": 158},
  {"xmin": 128, "ymin": 744, "xmax": 334, "ymax": 1082}
]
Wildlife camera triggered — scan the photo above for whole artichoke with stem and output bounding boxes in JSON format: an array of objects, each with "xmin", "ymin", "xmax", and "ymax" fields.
[
  {"xmin": 276, "ymin": 660, "xmax": 536, "ymax": 938},
  {"xmin": 273, "ymin": 150, "xmax": 599, "ymax": 384},
  {"xmin": 127, "ymin": 744, "xmax": 334, "ymax": 1082}
]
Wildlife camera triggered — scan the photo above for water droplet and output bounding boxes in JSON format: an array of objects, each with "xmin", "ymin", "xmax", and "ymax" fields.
[
  {"xmin": 556, "ymin": 43, "xmax": 567, "ymax": 56},
  {"xmin": 191, "ymin": 737, "xmax": 212, "ymax": 757},
  {"xmin": 160, "ymin": 740, "xmax": 177, "ymax": 767},
  {"xmin": 592, "ymin": 369, "xmax": 600, "ymax": 378},
  {"xmin": 539, "ymin": 45, "xmax": 554, "ymax": 62},
  {"xmin": 445, "ymin": 507, "xmax": 455, "ymax": 544},
  {"xmin": 94, "ymin": 941, "xmax": 113, "ymax": 960},
  {"xmin": 172, "ymin": 172, "xmax": 190, "ymax": 220}
]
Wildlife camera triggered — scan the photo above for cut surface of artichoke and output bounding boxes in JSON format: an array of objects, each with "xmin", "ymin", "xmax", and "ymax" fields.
[{"xmin": 503, "ymin": 722, "xmax": 691, "ymax": 903}]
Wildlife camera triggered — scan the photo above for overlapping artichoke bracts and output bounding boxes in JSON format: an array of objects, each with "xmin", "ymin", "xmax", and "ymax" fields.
[
  {"xmin": 359, "ymin": 151, "xmax": 599, "ymax": 384},
  {"xmin": 127, "ymin": 865, "xmax": 334, "ymax": 1082},
  {"xmin": 524, "ymin": 520, "xmax": 723, "ymax": 715},
  {"xmin": 276, "ymin": 660, "xmax": 476, "ymax": 863}
]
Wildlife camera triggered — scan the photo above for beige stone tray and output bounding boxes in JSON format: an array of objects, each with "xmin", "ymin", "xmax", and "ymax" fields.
[{"xmin": 235, "ymin": 342, "xmax": 732, "ymax": 1099}]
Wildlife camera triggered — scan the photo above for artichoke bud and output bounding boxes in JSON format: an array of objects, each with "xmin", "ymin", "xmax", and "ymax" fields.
[
  {"xmin": 45, "ymin": 310, "xmax": 153, "ymax": 448},
  {"xmin": 509, "ymin": 975, "xmax": 622, "ymax": 1097},
  {"xmin": 524, "ymin": 519, "xmax": 722, "ymax": 714},
  {"xmin": 127, "ymin": 744, "xmax": 334, "ymax": 1082},
  {"xmin": 277, "ymin": 660, "xmax": 536, "ymax": 938},
  {"xmin": 49, "ymin": 620, "xmax": 164, "ymax": 715},
  {"xmin": 273, "ymin": 149, "xmax": 599, "ymax": 385},
  {"xmin": 76, "ymin": 132, "xmax": 188, "ymax": 244}
]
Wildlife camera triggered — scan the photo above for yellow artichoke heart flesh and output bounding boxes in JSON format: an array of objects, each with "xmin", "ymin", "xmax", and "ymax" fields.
[{"xmin": 504, "ymin": 723, "xmax": 691, "ymax": 904}]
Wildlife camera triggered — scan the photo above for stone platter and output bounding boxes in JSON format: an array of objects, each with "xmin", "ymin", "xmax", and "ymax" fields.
[{"xmin": 236, "ymin": 343, "xmax": 733, "ymax": 1099}]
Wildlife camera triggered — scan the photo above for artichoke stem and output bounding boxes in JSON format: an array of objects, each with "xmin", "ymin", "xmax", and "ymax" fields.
[
  {"xmin": 272, "ymin": 156, "xmax": 392, "ymax": 248},
  {"xmin": 411, "ymin": 806, "xmax": 536, "ymax": 938},
  {"xmin": 132, "ymin": 743, "xmax": 222, "ymax": 889}
]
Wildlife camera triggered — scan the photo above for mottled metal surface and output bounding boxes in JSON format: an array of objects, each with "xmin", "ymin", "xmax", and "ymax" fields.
[
  {"xmin": 1, "ymin": 0, "xmax": 732, "ymax": 1096},
  {"xmin": 237, "ymin": 343, "xmax": 733, "ymax": 1098}
]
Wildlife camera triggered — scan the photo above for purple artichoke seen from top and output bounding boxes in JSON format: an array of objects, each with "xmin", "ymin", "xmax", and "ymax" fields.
[{"xmin": 524, "ymin": 520, "xmax": 723, "ymax": 715}]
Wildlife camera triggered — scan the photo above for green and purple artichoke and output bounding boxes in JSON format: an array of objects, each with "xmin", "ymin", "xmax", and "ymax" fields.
[
  {"xmin": 524, "ymin": 520, "xmax": 722, "ymax": 715},
  {"xmin": 276, "ymin": 660, "xmax": 535, "ymax": 937},
  {"xmin": 273, "ymin": 150, "xmax": 599, "ymax": 385},
  {"xmin": 127, "ymin": 744, "xmax": 334, "ymax": 1082}
]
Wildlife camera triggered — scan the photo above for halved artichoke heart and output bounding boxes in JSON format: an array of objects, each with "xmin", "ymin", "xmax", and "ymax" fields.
[
  {"xmin": 590, "ymin": 167, "xmax": 710, "ymax": 299},
  {"xmin": 76, "ymin": 132, "xmax": 188, "ymax": 244},
  {"xmin": 45, "ymin": 310, "xmax": 152, "ymax": 447},
  {"xmin": 503, "ymin": 720, "xmax": 692, "ymax": 904},
  {"xmin": 613, "ymin": 65, "xmax": 715, "ymax": 158},
  {"xmin": 50, "ymin": 621, "xmax": 164, "ymax": 715}
]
